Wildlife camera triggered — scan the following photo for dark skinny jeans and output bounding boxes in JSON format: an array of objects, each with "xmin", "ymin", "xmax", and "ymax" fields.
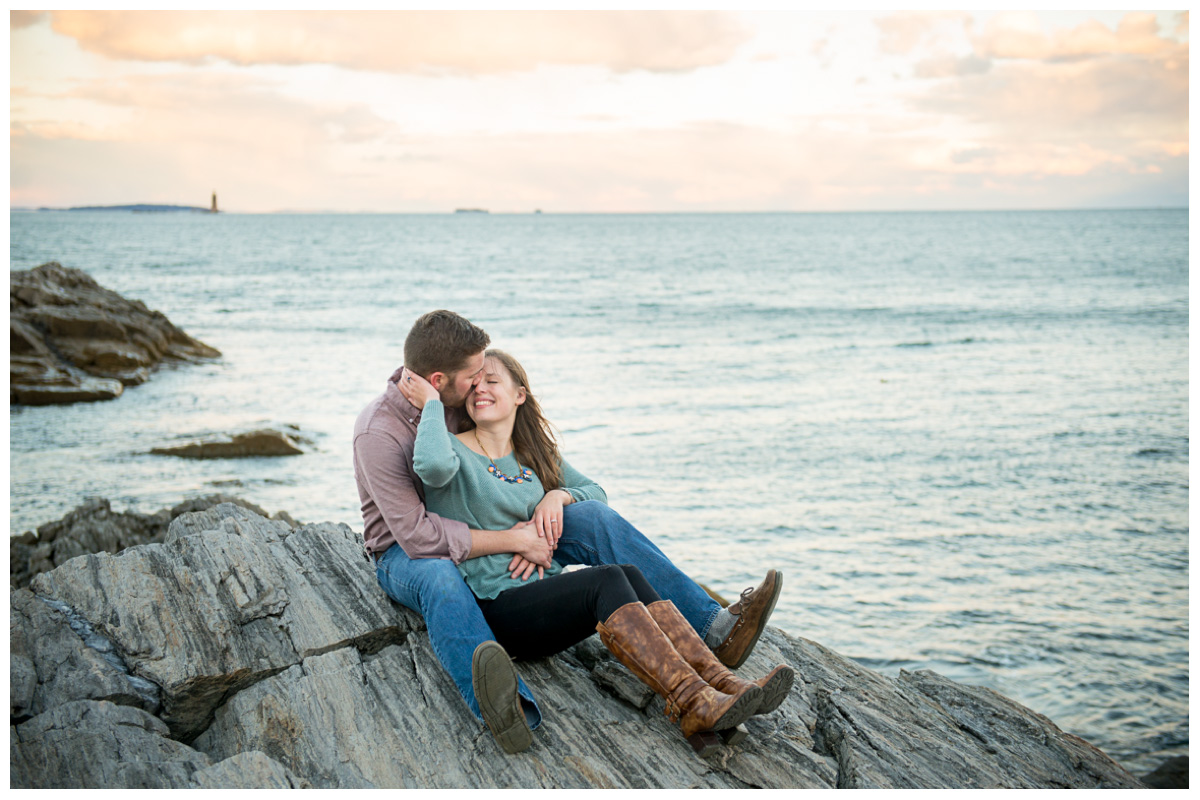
[{"xmin": 477, "ymin": 564, "xmax": 661, "ymax": 661}]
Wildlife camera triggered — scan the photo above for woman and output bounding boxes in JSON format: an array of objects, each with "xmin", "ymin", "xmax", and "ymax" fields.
[{"xmin": 408, "ymin": 349, "xmax": 793, "ymax": 754}]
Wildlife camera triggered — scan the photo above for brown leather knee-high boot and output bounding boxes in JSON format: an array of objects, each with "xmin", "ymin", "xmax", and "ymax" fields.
[
  {"xmin": 596, "ymin": 602, "xmax": 762, "ymax": 744},
  {"xmin": 647, "ymin": 600, "xmax": 795, "ymax": 716}
]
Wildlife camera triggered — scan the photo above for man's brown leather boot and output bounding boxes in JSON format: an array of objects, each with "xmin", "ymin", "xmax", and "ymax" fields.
[{"xmin": 713, "ymin": 570, "xmax": 783, "ymax": 669}]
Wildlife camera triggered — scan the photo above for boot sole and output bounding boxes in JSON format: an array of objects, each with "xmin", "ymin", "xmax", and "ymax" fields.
[
  {"xmin": 710, "ymin": 685, "xmax": 762, "ymax": 731},
  {"xmin": 755, "ymin": 665, "xmax": 795, "ymax": 715},
  {"xmin": 472, "ymin": 641, "xmax": 532, "ymax": 754}
]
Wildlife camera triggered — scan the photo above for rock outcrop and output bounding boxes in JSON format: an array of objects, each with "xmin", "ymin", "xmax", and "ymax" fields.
[
  {"xmin": 10, "ymin": 503, "xmax": 1146, "ymax": 789},
  {"xmin": 9, "ymin": 495, "xmax": 301, "ymax": 590},
  {"xmin": 10, "ymin": 262, "xmax": 220, "ymax": 405},
  {"xmin": 150, "ymin": 428, "xmax": 308, "ymax": 459}
]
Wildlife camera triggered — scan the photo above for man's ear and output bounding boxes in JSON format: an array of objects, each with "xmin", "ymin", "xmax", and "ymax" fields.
[{"xmin": 429, "ymin": 372, "xmax": 447, "ymax": 391}]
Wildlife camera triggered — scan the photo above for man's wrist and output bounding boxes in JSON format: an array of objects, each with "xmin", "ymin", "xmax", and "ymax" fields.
[{"xmin": 467, "ymin": 527, "xmax": 525, "ymax": 558}]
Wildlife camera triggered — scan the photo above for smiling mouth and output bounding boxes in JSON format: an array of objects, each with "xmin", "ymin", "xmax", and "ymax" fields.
[{"xmin": 474, "ymin": 399, "xmax": 494, "ymax": 408}]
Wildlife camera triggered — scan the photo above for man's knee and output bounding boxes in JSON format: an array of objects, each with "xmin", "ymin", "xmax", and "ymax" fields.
[
  {"xmin": 563, "ymin": 499, "xmax": 612, "ymax": 521},
  {"xmin": 562, "ymin": 500, "xmax": 626, "ymax": 538}
]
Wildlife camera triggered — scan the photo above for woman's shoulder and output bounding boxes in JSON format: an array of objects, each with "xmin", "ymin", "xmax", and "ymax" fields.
[{"xmin": 451, "ymin": 431, "xmax": 475, "ymax": 448}]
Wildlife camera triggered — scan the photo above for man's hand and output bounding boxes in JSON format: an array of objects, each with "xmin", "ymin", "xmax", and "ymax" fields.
[
  {"xmin": 398, "ymin": 368, "xmax": 439, "ymax": 410},
  {"xmin": 507, "ymin": 554, "xmax": 542, "ymax": 581},
  {"xmin": 507, "ymin": 522, "xmax": 552, "ymax": 581}
]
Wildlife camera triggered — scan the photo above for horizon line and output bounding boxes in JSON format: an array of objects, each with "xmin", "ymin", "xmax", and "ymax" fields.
[{"xmin": 12, "ymin": 205, "xmax": 1189, "ymax": 216}]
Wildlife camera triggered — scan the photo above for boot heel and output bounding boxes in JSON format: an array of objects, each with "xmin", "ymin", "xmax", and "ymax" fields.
[
  {"xmin": 687, "ymin": 730, "xmax": 721, "ymax": 756},
  {"xmin": 718, "ymin": 725, "xmax": 749, "ymax": 747}
]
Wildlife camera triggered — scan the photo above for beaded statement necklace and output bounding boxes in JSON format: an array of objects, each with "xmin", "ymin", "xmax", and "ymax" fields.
[{"xmin": 473, "ymin": 430, "xmax": 533, "ymax": 484}]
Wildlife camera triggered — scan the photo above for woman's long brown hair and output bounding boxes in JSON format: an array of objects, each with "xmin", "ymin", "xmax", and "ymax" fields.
[{"xmin": 464, "ymin": 349, "xmax": 563, "ymax": 490}]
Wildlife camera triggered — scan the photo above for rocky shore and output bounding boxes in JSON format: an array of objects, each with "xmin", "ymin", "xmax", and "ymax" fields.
[
  {"xmin": 10, "ymin": 499, "xmax": 1148, "ymax": 789},
  {"xmin": 10, "ymin": 262, "xmax": 219, "ymax": 405}
]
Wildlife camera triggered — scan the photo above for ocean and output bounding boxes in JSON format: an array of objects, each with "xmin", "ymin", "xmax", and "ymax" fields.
[{"xmin": 9, "ymin": 208, "xmax": 1188, "ymax": 776}]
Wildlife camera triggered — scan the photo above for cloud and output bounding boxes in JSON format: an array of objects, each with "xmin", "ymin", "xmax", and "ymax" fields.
[
  {"xmin": 14, "ymin": 101, "xmax": 1186, "ymax": 214},
  {"xmin": 913, "ymin": 54, "xmax": 990, "ymax": 79},
  {"xmin": 13, "ymin": 71, "xmax": 399, "ymax": 156},
  {"xmin": 10, "ymin": 10, "xmax": 46, "ymax": 29},
  {"xmin": 913, "ymin": 48, "xmax": 1187, "ymax": 140},
  {"xmin": 875, "ymin": 11, "xmax": 972, "ymax": 56},
  {"xmin": 39, "ymin": 10, "xmax": 751, "ymax": 75},
  {"xmin": 973, "ymin": 11, "xmax": 1185, "ymax": 62},
  {"xmin": 891, "ymin": 10, "xmax": 1187, "ymax": 194}
]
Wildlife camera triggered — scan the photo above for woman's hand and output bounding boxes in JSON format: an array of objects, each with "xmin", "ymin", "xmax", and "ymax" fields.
[
  {"xmin": 508, "ymin": 522, "xmax": 552, "ymax": 581},
  {"xmin": 398, "ymin": 368, "xmax": 440, "ymax": 410},
  {"xmin": 532, "ymin": 489, "xmax": 573, "ymax": 547}
]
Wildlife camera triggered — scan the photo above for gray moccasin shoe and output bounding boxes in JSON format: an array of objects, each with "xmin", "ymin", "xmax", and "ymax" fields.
[{"xmin": 472, "ymin": 641, "xmax": 532, "ymax": 754}]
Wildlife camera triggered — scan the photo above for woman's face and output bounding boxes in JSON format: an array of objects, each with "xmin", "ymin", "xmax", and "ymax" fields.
[{"xmin": 466, "ymin": 358, "xmax": 526, "ymax": 426}]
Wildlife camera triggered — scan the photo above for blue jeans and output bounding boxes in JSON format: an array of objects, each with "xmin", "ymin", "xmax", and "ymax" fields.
[{"xmin": 373, "ymin": 500, "xmax": 722, "ymax": 725}]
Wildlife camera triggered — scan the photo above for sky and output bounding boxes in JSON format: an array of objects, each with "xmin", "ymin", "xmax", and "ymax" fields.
[{"xmin": 9, "ymin": 9, "xmax": 1190, "ymax": 213}]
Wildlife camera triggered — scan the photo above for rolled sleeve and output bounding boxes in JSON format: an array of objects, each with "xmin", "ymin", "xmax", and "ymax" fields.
[{"xmin": 354, "ymin": 430, "xmax": 473, "ymax": 563}]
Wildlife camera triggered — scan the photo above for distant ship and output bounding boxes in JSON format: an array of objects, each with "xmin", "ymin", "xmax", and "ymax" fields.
[{"xmin": 454, "ymin": 208, "xmax": 488, "ymax": 214}]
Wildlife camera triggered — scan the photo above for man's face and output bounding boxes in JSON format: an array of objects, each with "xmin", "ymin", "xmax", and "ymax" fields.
[{"xmin": 438, "ymin": 351, "xmax": 487, "ymax": 408}]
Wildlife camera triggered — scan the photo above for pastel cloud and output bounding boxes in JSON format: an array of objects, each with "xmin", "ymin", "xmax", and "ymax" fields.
[
  {"xmin": 875, "ymin": 11, "xmax": 973, "ymax": 56},
  {"xmin": 32, "ymin": 10, "xmax": 750, "ymax": 74},
  {"xmin": 10, "ymin": 10, "xmax": 45, "ymax": 29},
  {"xmin": 972, "ymin": 11, "xmax": 1185, "ymax": 62},
  {"xmin": 878, "ymin": 11, "xmax": 1188, "ymax": 184},
  {"xmin": 9, "ymin": 10, "xmax": 1187, "ymax": 212}
]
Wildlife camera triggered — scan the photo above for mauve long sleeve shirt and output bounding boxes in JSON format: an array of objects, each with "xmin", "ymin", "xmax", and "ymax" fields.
[{"xmin": 352, "ymin": 367, "xmax": 472, "ymax": 563}]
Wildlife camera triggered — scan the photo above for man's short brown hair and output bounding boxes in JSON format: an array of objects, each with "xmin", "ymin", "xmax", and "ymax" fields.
[{"xmin": 404, "ymin": 310, "xmax": 490, "ymax": 378}]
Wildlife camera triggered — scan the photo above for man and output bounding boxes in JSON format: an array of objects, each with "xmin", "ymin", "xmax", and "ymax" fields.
[{"xmin": 353, "ymin": 309, "xmax": 781, "ymax": 753}]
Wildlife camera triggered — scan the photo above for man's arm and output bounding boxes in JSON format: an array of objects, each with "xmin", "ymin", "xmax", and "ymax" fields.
[
  {"xmin": 356, "ymin": 429, "xmax": 553, "ymax": 570},
  {"xmin": 355, "ymin": 430, "xmax": 473, "ymax": 563},
  {"xmin": 468, "ymin": 525, "xmax": 553, "ymax": 567}
]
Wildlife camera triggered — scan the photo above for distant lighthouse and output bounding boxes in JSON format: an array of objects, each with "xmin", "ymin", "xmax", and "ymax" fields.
[{"xmin": 211, "ymin": 192, "xmax": 218, "ymax": 213}]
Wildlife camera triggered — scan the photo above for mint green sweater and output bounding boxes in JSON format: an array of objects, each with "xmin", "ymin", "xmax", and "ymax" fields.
[{"xmin": 412, "ymin": 399, "xmax": 608, "ymax": 600}]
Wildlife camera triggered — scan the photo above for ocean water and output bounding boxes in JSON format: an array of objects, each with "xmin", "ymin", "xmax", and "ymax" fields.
[{"xmin": 9, "ymin": 209, "xmax": 1188, "ymax": 776}]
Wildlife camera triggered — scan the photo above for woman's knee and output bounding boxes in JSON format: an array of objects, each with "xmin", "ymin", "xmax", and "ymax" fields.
[
  {"xmin": 592, "ymin": 563, "xmax": 631, "ymax": 585},
  {"xmin": 617, "ymin": 564, "xmax": 660, "ymax": 603}
]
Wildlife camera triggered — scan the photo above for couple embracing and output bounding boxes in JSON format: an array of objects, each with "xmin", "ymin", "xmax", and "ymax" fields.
[{"xmin": 353, "ymin": 310, "xmax": 793, "ymax": 755}]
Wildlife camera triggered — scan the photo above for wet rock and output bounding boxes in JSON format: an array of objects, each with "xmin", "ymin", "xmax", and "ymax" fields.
[
  {"xmin": 150, "ymin": 428, "xmax": 307, "ymax": 459},
  {"xmin": 1139, "ymin": 755, "xmax": 1188, "ymax": 789},
  {"xmin": 10, "ymin": 262, "xmax": 219, "ymax": 405},
  {"xmin": 11, "ymin": 503, "xmax": 1148, "ymax": 789}
]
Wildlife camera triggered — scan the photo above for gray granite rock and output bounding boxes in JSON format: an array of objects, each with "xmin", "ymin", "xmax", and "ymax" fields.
[
  {"xmin": 30, "ymin": 505, "xmax": 409, "ymax": 742},
  {"xmin": 10, "ymin": 262, "xmax": 220, "ymax": 405},
  {"xmin": 10, "ymin": 494, "xmax": 292, "ymax": 589},
  {"xmin": 190, "ymin": 751, "xmax": 311, "ymax": 789},
  {"xmin": 9, "ymin": 588, "xmax": 159, "ymax": 721},
  {"xmin": 10, "ymin": 700, "xmax": 211, "ymax": 789},
  {"xmin": 11, "ymin": 502, "xmax": 1147, "ymax": 789},
  {"xmin": 9, "ymin": 699, "xmax": 303, "ymax": 789}
]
